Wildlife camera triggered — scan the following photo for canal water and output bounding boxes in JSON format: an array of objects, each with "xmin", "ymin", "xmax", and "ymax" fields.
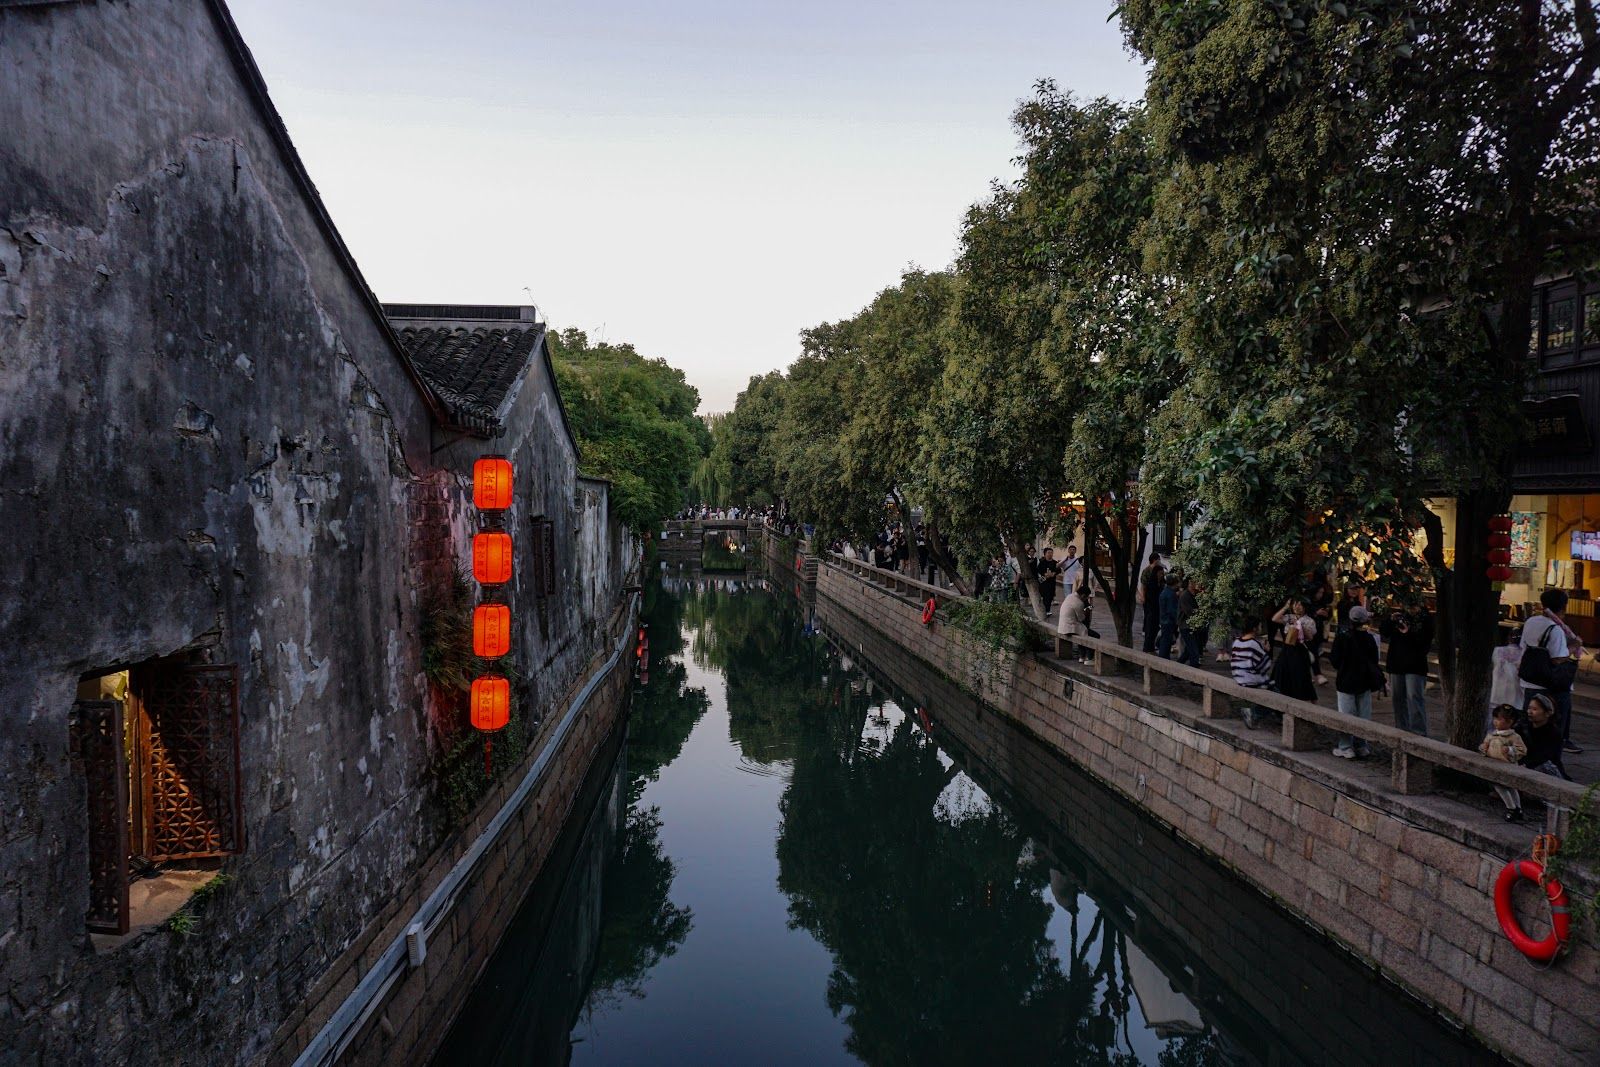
[{"xmin": 437, "ymin": 572, "xmax": 1504, "ymax": 1066}]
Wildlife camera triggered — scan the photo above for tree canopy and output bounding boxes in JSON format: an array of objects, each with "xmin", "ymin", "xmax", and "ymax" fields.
[{"xmin": 550, "ymin": 327, "xmax": 709, "ymax": 531}]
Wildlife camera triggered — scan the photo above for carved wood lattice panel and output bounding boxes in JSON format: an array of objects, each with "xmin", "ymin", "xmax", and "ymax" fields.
[
  {"xmin": 77, "ymin": 700, "xmax": 129, "ymax": 934},
  {"xmin": 137, "ymin": 665, "xmax": 243, "ymax": 861}
]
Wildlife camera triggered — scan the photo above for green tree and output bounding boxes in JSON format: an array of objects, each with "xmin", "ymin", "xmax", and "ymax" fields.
[
  {"xmin": 712, "ymin": 371, "xmax": 789, "ymax": 507},
  {"xmin": 1119, "ymin": 0, "xmax": 1599, "ymax": 744},
  {"xmin": 551, "ymin": 328, "xmax": 709, "ymax": 531}
]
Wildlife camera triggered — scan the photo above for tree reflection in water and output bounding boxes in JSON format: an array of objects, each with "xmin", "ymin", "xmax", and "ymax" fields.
[
  {"xmin": 585, "ymin": 579, "xmax": 701, "ymax": 1009},
  {"xmin": 690, "ymin": 577, "xmax": 1219, "ymax": 1065}
]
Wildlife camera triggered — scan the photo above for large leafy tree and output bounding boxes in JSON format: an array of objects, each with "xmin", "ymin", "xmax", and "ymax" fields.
[
  {"xmin": 1120, "ymin": 0, "xmax": 1599, "ymax": 745},
  {"xmin": 712, "ymin": 371, "xmax": 790, "ymax": 507},
  {"xmin": 957, "ymin": 85, "xmax": 1173, "ymax": 642},
  {"xmin": 551, "ymin": 328, "xmax": 709, "ymax": 531}
]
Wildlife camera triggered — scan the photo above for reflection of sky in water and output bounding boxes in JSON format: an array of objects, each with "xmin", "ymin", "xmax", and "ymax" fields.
[
  {"xmin": 574, "ymin": 598, "xmax": 1207, "ymax": 1065},
  {"xmin": 572, "ymin": 658, "xmax": 851, "ymax": 1065}
]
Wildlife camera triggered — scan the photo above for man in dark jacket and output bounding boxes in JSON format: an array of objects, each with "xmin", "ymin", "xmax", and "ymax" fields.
[
  {"xmin": 1177, "ymin": 578, "xmax": 1203, "ymax": 666},
  {"xmin": 1380, "ymin": 604, "xmax": 1434, "ymax": 736},
  {"xmin": 1139, "ymin": 554, "xmax": 1165, "ymax": 654},
  {"xmin": 1157, "ymin": 574, "xmax": 1182, "ymax": 660},
  {"xmin": 1036, "ymin": 547, "xmax": 1061, "ymax": 616},
  {"xmin": 1329, "ymin": 605, "xmax": 1383, "ymax": 759}
]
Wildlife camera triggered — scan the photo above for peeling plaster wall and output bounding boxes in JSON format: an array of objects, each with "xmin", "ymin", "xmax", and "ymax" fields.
[{"xmin": 0, "ymin": 3, "xmax": 630, "ymax": 1062}]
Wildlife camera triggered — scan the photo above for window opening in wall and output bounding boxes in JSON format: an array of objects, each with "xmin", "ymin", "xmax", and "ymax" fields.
[
  {"xmin": 74, "ymin": 656, "xmax": 243, "ymax": 946},
  {"xmin": 532, "ymin": 515, "xmax": 557, "ymax": 597}
]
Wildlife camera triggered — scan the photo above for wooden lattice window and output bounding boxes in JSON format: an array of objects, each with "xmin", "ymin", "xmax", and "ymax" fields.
[
  {"xmin": 133, "ymin": 664, "xmax": 244, "ymax": 861},
  {"xmin": 75, "ymin": 700, "xmax": 130, "ymax": 934}
]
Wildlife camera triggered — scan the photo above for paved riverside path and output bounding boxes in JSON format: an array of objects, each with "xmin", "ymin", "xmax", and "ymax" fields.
[{"xmin": 1097, "ymin": 613, "xmax": 1600, "ymax": 786}]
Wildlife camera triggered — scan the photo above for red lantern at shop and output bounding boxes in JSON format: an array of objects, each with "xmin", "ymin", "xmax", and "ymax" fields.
[
  {"xmin": 1488, "ymin": 515, "xmax": 1514, "ymax": 534},
  {"xmin": 473, "ymin": 456, "xmax": 514, "ymax": 510},
  {"xmin": 473, "ymin": 532, "xmax": 513, "ymax": 585},
  {"xmin": 1487, "ymin": 532, "xmax": 1512, "ymax": 550},
  {"xmin": 473, "ymin": 603, "xmax": 511, "ymax": 658},
  {"xmin": 470, "ymin": 675, "xmax": 510, "ymax": 732},
  {"xmin": 1488, "ymin": 564, "xmax": 1513, "ymax": 583},
  {"xmin": 1487, "ymin": 548, "xmax": 1511, "ymax": 566}
]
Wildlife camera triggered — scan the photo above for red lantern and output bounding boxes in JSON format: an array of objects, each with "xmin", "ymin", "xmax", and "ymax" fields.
[
  {"xmin": 1487, "ymin": 548, "xmax": 1511, "ymax": 566},
  {"xmin": 473, "ymin": 456, "xmax": 514, "ymax": 511},
  {"xmin": 1487, "ymin": 533, "xmax": 1512, "ymax": 549},
  {"xmin": 1487, "ymin": 564, "xmax": 1513, "ymax": 583},
  {"xmin": 470, "ymin": 675, "xmax": 511, "ymax": 732},
  {"xmin": 473, "ymin": 532, "xmax": 513, "ymax": 585},
  {"xmin": 1488, "ymin": 515, "xmax": 1514, "ymax": 533},
  {"xmin": 473, "ymin": 604, "xmax": 511, "ymax": 658}
]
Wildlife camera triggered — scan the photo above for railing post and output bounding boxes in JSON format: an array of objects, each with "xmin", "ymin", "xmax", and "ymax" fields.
[
  {"xmin": 1201, "ymin": 684, "xmax": 1231, "ymax": 719},
  {"xmin": 1391, "ymin": 749, "xmax": 1435, "ymax": 795},
  {"xmin": 1142, "ymin": 664, "xmax": 1161, "ymax": 695},
  {"xmin": 1282, "ymin": 712, "xmax": 1318, "ymax": 751},
  {"xmin": 1092, "ymin": 646, "xmax": 1110, "ymax": 676}
]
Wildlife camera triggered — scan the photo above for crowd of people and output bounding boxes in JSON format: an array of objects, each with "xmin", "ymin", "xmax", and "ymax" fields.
[{"xmin": 695, "ymin": 507, "xmax": 1591, "ymax": 811}]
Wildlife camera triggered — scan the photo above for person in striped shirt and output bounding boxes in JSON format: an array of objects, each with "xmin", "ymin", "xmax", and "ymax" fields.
[{"xmin": 1230, "ymin": 617, "xmax": 1274, "ymax": 729}]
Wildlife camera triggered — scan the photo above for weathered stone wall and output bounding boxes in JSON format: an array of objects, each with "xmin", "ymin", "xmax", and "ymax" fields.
[
  {"xmin": 262, "ymin": 610, "xmax": 636, "ymax": 1065},
  {"xmin": 814, "ymin": 559, "xmax": 1600, "ymax": 1065},
  {"xmin": 0, "ymin": 3, "xmax": 633, "ymax": 1063}
]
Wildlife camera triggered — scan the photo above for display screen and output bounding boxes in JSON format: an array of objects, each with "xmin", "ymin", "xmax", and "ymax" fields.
[{"xmin": 1572, "ymin": 530, "xmax": 1600, "ymax": 562}]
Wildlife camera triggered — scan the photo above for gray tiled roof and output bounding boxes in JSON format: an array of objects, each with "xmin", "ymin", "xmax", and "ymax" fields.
[{"xmin": 389, "ymin": 323, "xmax": 544, "ymax": 433}]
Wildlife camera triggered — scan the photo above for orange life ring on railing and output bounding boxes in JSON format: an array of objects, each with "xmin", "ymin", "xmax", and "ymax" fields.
[
  {"xmin": 1494, "ymin": 859, "xmax": 1571, "ymax": 962},
  {"xmin": 922, "ymin": 598, "xmax": 937, "ymax": 625}
]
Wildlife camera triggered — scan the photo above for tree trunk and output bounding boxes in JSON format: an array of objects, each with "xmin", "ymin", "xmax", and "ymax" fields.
[
  {"xmin": 1085, "ymin": 498, "xmax": 1147, "ymax": 647},
  {"xmin": 1001, "ymin": 529, "xmax": 1048, "ymax": 621},
  {"xmin": 1439, "ymin": 489, "xmax": 1510, "ymax": 749},
  {"xmin": 921, "ymin": 514, "xmax": 970, "ymax": 596}
]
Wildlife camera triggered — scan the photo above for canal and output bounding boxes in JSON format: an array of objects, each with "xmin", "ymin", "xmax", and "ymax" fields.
[{"xmin": 437, "ymin": 572, "xmax": 1504, "ymax": 1066}]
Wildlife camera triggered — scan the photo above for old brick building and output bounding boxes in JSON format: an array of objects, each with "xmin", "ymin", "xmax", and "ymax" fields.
[{"xmin": 0, "ymin": 1, "xmax": 634, "ymax": 1062}]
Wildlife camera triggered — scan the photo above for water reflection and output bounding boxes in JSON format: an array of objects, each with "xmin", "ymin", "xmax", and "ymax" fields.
[{"xmin": 442, "ymin": 573, "xmax": 1499, "ymax": 1066}]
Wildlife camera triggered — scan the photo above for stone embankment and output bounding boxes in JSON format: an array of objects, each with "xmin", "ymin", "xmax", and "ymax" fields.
[
  {"xmin": 788, "ymin": 533, "xmax": 1600, "ymax": 1065},
  {"xmin": 268, "ymin": 596, "xmax": 638, "ymax": 1066}
]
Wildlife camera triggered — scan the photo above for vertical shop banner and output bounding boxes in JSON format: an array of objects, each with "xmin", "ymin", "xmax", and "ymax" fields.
[{"xmin": 1510, "ymin": 512, "xmax": 1541, "ymax": 569}]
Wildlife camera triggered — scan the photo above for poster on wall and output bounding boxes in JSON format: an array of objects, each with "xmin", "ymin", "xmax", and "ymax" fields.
[{"xmin": 1511, "ymin": 512, "xmax": 1541, "ymax": 568}]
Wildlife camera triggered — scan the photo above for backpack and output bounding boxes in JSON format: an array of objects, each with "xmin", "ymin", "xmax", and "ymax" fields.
[{"xmin": 1519, "ymin": 621, "xmax": 1577, "ymax": 694}]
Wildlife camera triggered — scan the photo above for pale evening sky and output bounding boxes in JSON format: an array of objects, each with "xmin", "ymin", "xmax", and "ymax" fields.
[{"xmin": 227, "ymin": 1, "xmax": 1147, "ymax": 413}]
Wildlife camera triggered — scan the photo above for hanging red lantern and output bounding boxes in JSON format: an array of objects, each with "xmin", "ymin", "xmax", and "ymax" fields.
[
  {"xmin": 1488, "ymin": 515, "xmax": 1514, "ymax": 533},
  {"xmin": 1487, "ymin": 548, "xmax": 1511, "ymax": 566},
  {"xmin": 473, "ymin": 604, "xmax": 511, "ymax": 658},
  {"xmin": 1487, "ymin": 533, "xmax": 1512, "ymax": 550},
  {"xmin": 473, "ymin": 456, "xmax": 514, "ymax": 510},
  {"xmin": 473, "ymin": 532, "xmax": 513, "ymax": 584},
  {"xmin": 1487, "ymin": 564, "xmax": 1513, "ymax": 583},
  {"xmin": 470, "ymin": 675, "xmax": 511, "ymax": 732}
]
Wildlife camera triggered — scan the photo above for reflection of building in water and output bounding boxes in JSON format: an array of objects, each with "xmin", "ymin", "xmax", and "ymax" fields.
[{"xmin": 1124, "ymin": 942, "xmax": 1205, "ymax": 1040}]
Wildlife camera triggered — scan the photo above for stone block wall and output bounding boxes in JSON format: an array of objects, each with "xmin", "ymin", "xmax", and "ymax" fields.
[
  {"xmin": 263, "ymin": 602, "xmax": 636, "ymax": 1065},
  {"xmin": 818, "ymin": 595, "xmax": 1504, "ymax": 1066},
  {"xmin": 816, "ymin": 561, "xmax": 1600, "ymax": 1065}
]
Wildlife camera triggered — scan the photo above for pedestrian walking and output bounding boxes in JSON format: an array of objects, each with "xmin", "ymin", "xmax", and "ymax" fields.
[
  {"xmin": 1157, "ymin": 573, "xmax": 1182, "ymax": 660},
  {"xmin": 1037, "ymin": 547, "xmax": 1062, "ymax": 616},
  {"xmin": 1329, "ymin": 605, "xmax": 1383, "ymax": 759},
  {"xmin": 1519, "ymin": 588, "xmax": 1581, "ymax": 754},
  {"xmin": 1380, "ymin": 601, "xmax": 1433, "ymax": 736},
  {"xmin": 1059, "ymin": 544, "xmax": 1083, "ymax": 599},
  {"xmin": 1177, "ymin": 578, "xmax": 1203, "ymax": 666},
  {"xmin": 1138, "ymin": 553, "xmax": 1164, "ymax": 655}
]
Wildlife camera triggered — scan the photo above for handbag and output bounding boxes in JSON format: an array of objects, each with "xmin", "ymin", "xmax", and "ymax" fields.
[{"xmin": 1519, "ymin": 622, "xmax": 1577, "ymax": 694}]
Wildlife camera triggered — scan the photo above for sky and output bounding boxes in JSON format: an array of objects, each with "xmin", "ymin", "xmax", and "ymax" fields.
[{"xmin": 227, "ymin": 1, "xmax": 1147, "ymax": 412}]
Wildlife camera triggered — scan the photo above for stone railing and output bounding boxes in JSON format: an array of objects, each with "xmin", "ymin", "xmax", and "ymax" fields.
[{"xmin": 824, "ymin": 551, "xmax": 1589, "ymax": 818}]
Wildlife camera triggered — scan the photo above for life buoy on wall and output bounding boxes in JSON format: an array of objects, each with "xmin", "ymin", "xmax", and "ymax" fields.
[
  {"xmin": 922, "ymin": 598, "xmax": 937, "ymax": 625},
  {"xmin": 1494, "ymin": 859, "xmax": 1571, "ymax": 962}
]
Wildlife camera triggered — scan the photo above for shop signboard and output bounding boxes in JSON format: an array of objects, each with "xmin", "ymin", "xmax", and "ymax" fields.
[{"xmin": 1522, "ymin": 393, "xmax": 1591, "ymax": 455}]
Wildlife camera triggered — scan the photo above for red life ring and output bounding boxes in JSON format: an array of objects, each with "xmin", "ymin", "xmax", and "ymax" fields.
[
  {"xmin": 1494, "ymin": 859, "xmax": 1571, "ymax": 962},
  {"xmin": 922, "ymin": 598, "xmax": 937, "ymax": 625}
]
